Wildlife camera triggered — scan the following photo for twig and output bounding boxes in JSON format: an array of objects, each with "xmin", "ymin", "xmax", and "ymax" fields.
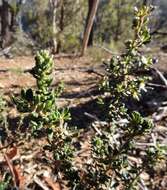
[
  {"xmin": 0, "ymin": 46, "xmax": 12, "ymax": 57},
  {"xmin": 147, "ymin": 83, "xmax": 167, "ymax": 89},
  {"xmin": 113, "ymin": 119, "xmax": 129, "ymax": 126},
  {"xmin": 152, "ymin": 106, "xmax": 167, "ymax": 121},
  {"xmin": 152, "ymin": 68, "xmax": 167, "ymax": 86},
  {"xmin": 161, "ymin": 101, "xmax": 167, "ymax": 106},
  {"xmin": 138, "ymin": 179, "xmax": 148, "ymax": 190},
  {"xmin": 84, "ymin": 112, "xmax": 107, "ymax": 136},
  {"xmin": 84, "ymin": 112, "xmax": 104, "ymax": 135},
  {"xmin": 128, "ymin": 156, "xmax": 142, "ymax": 165},
  {"xmin": 92, "ymin": 123, "xmax": 103, "ymax": 136},
  {"xmin": 153, "ymin": 125, "xmax": 167, "ymax": 132},
  {"xmin": 0, "ymin": 140, "xmax": 15, "ymax": 151},
  {"xmin": 135, "ymin": 142, "xmax": 166, "ymax": 147},
  {"xmin": 4, "ymin": 154, "xmax": 17, "ymax": 187},
  {"xmin": 33, "ymin": 176, "xmax": 50, "ymax": 190},
  {"xmin": 84, "ymin": 112, "xmax": 100, "ymax": 121},
  {"xmin": 85, "ymin": 112, "xmax": 129, "ymax": 130},
  {"xmin": 85, "ymin": 68, "xmax": 104, "ymax": 77},
  {"xmin": 151, "ymin": 31, "xmax": 167, "ymax": 36}
]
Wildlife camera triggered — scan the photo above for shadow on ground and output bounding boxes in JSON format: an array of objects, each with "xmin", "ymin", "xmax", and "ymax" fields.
[{"xmin": 69, "ymin": 97, "xmax": 105, "ymax": 129}]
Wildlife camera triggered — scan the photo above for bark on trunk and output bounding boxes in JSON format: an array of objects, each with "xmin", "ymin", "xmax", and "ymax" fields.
[
  {"xmin": 10, "ymin": 9, "xmax": 15, "ymax": 31},
  {"xmin": 81, "ymin": 0, "xmax": 99, "ymax": 56},
  {"xmin": 10, "ymin": 1, "xmax": 22, "ymax": 32},
  {"xmin": 1, "ymin": 0, "xmax": 11, "ymax": 48},
  {"xmin": 52, "ymin": 8, "xmax": 57, "ymax": 53},
  {"xmin": 56, "ymin": 0, "xmax": 64, "ymax": 53},
  {"xmin": 114, "ymin": 0, "xmax": 123, "ymax": 41},
  {"xmin": 86, "ymin": 0, "xmax": 95, "ymax": 46},
  {"xmin": 49, "ymin": 0, "xmax": 58, "ymax": 53}
]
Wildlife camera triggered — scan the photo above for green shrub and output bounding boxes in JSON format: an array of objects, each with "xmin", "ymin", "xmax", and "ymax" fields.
[
  {"xmin": 100, "ymin": 5, "xmax": 155, "ymax": 120},
  {"xmin": 13, "ymin": 50, "xmax": 70, "ymax": 134},
  {"xmin": 47, "ymin": 5, "xmax": 166, "ymax": 190},
  {"xmin": 0, "ymin": 94, "xmax": 8, "ymax": 143},
  {"xmin": 0, "ymin": 182, "xmax": 8, "ymax": 190},
  {"xmin": 12, "ymin": 50, "xmax": 76, "ymax": 188},
  {"xmin": 79, "ymin": 5, "xmax": 166, "ymax": 190},
  {"xmin": 47, "ymin": 125, "xmax": 81, "ymax": 189},
  {"xmin": 10, "ymin": 5, "xmax": 166, "ymax": 190},
  {"xmin": 0, "ymin": 94, "xmax": 7, "ymax": 128},
  {"xmin": 0, "ymin": 176, "xmax": 10, "ymax": 190}
]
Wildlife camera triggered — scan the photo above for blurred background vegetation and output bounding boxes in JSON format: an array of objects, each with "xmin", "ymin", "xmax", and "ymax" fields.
[{"xmin": 0, "ymin": 0, "xmax": 167, "ymax": 56}]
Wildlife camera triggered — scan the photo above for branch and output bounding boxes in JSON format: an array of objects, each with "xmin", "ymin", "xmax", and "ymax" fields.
[
  {"xmin": 151, "ymin": 31, "xmax": 167, "ymax": 36},
  {"xmin": 147, "ymin": 83, "xmax": 167, "ymax": 89},
  {"xmin": 152, "ymin": 68, "xmax": 167, "ymax": 86}
]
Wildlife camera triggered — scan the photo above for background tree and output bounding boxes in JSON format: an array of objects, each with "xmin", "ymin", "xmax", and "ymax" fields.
[
  {"xmin": 86, "ymin": 0, "xmax": 95, "ymax": 46},
  {"xmin": 94, "ymin": 0, "xmax": 138, "ymax": 49},
  {"xmin": 1, "ymin": 0, "xmax": 11, "ymax": 48},
  {"xmin": 9, "ymin": 0, "xmax": 23, "ymax": 32},
  {"xmin": 0, "ymin": 0, "xmax": 25, "ymax": 49},
  {"xmin": 56, "ymin": 0, "xmax": 86, "ymax": 53},
  {"xmin": 49, "ymin": 0, "xmax": 58, "ymax": 53},
  {"xmin": 81, "ymin": 0, "xmax": 99, "ymax": 56},
  {"xmin": 1, "ymin": 0, "xmax": 167, "ymax": 54},
  {"xmin": 56, "ymin": 0, "xmax": 64, "ymax": 53}
]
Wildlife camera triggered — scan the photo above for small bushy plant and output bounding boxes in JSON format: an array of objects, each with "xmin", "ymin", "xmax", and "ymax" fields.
[
  {"xmin": 47, "ymin": 126, "xmax": 81, "ymax": 189},
  {"xmin": 0, "ymin": 174, "xmax": 10, "ymax": 190},
  {"xmin": 13, "ymin": 50, "xmax": 70, "ymax": 134},
  {"xmin": 0, "ymin": 94, "xmax": 7, "ymax": 128},
  {"xmin": 78, "ymin": 5, "xmax": 166, "ymax": 190},
  {"xmin": 12, "ymin": 50, "xmax": 76, "ymax": 189},
  {"xmin": 0, "ymin": 181, "xmax": 9, "ymax": 190},
  {"xmin": 100, "ymin": 5, "xmax": 155, "ymax": 120},
  {"xmin": 0, "ymin": 94, "xmax": 8, "ymax": 144},
  {"xmin": 47, "ymin": 5, "xmax": 166, "ymax": 190},
  {"xmin": 9, "ymin": 5, "xmax": 166, "ymax": 190}
]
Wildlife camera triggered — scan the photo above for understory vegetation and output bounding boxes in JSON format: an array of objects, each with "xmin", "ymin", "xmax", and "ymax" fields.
[{"xmin": 0, "ymin": 4, "xmax": 167, "ymax": 190}]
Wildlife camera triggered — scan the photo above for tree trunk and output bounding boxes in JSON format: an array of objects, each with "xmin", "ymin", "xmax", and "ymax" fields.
[
  {"xmin": 1, "ymin": 0, "xmax": 11, "ymax": 48},
  {"xmin": 52, "ymin": 8, "xmax": 57, "ymax": 53},
  {"xmin": 10, "ymin": 9, "xmax": 15, "ymax": 31},
  {"xmin": 49, "ymin": 0, "xmax": 58, "ymax": 53},
  {"xmin": 10, "ymin": 1, "xmax": 22, "ymax": 32},
  {"xmin": 86, "ymin": 0, "xmax": 95, "ymax": 46},
  {"xmin": 81, "ymin": 0, "xmax": 99, "ymax": 56},
  {"xmin": 114, "ymin": 0, "xmax": 124, "ymax": 41},
  {"xmin": 56, "ymin": 0, "xmax": 64, "ymax": 54}
]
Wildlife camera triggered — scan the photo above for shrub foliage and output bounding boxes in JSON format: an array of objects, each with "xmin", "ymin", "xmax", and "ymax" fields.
[
  {"xmin": 5, "ymin": 4, "xmax": 166, "ymax": 190},
  {"xmin": 40, "ymin": 5, "xmax": 166, "ymax": 190},
  {"xmin": 13, "ymin": 50, "xmax": 70, "ymax": 133},
  {"xmin": 76, "ymin": 5, "xmax": 166, "ymax": 190}
]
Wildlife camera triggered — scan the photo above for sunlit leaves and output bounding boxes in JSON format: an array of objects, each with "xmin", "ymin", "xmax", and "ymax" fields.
[
  {"xmin": 100, "ymin": 5, "xmax": 154, "ymax": 121},
  {"xmin": 13, "ymin": 50, "xmax": 70, "ymax": 134},
  {"xmin": 87, "ymin": 5, "xmax": 166, "ymax": 190}
]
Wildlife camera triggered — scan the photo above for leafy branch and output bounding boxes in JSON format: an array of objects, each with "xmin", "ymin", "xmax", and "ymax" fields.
[{"xmin": 13, "ymin": 50, "xmax": 70, "ymax": 134}]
